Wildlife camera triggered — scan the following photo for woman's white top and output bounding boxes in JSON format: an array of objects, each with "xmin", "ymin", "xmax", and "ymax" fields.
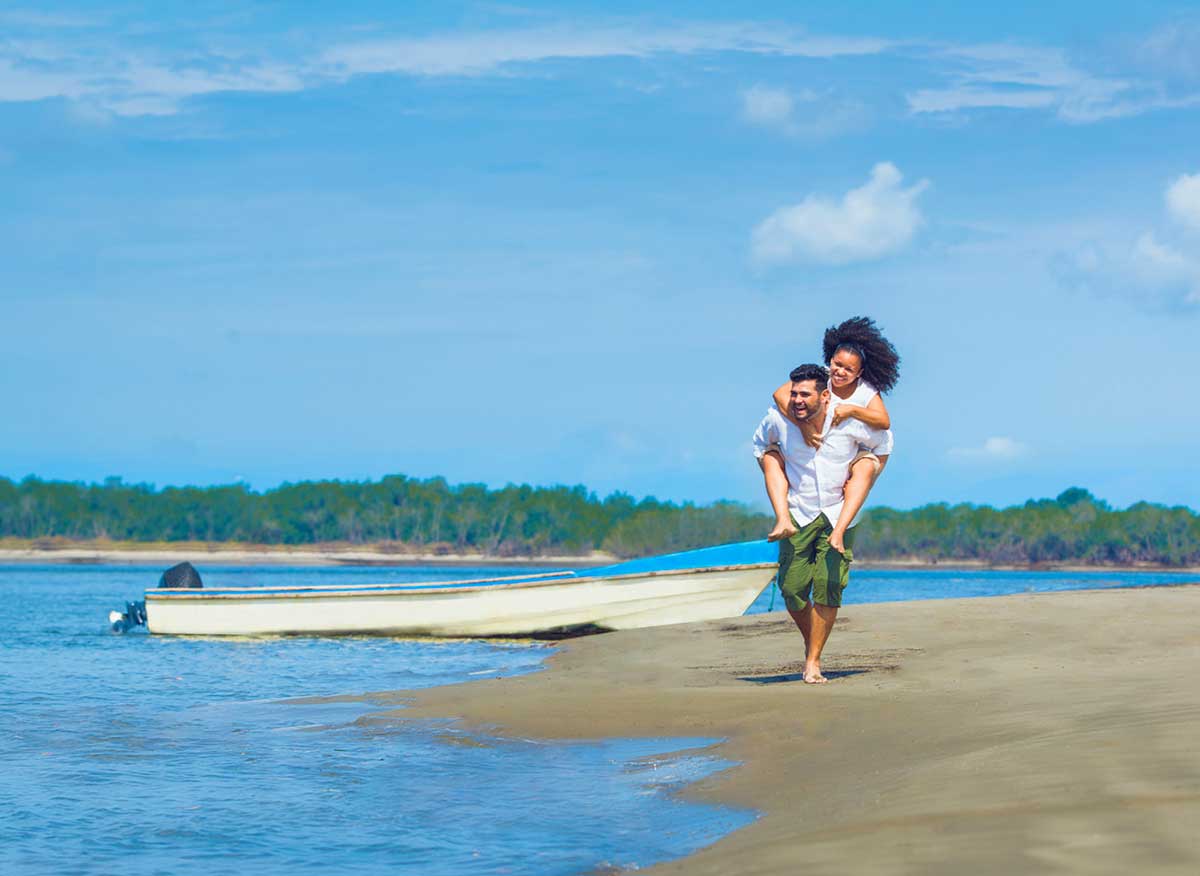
[{"xmin": 831, "ymin": 379, "xmax": 877, "ymax": 407}]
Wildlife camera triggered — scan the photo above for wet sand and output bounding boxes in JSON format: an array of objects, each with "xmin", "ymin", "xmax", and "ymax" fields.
[{"xmin": 367, "ymin": 586, "xmax": 1200, "ymax": 874}]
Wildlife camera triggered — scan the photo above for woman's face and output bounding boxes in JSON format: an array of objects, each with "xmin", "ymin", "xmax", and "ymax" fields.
[{"xmin": 829, "ymin": 348, "xmax": 863, "ymax": 388}]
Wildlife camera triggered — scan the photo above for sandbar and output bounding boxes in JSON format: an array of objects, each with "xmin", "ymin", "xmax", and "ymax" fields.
[
  {"xmin": 0, "ymin": 543, "xmax": 612, "ymax": 566},
  {"xmin": 366, "ymin": 586, "xmax": 1200, "ymax": 874}
]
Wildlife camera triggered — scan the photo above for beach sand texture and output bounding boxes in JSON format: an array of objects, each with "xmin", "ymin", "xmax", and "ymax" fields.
[{"xmin": 372, "ymin": 586, "xmax": 1200, "ymax": 874}]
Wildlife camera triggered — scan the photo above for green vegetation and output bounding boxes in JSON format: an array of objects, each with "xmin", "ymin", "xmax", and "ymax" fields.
[
  {"xmin": 0, "ymin": 476, "xmax": 1195, "ymax": 565},
  {"xmin": 857, "ymin": 487, "xmax": 1200, "ymax": 566}
]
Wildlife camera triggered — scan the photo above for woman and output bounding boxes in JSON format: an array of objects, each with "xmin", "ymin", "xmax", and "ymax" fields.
[{"xmin": 764, "ymin": 316, "xmax": 900, "ymax": 554}]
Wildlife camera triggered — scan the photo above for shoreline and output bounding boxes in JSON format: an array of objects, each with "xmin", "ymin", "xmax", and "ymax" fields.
[
  {"xmin": 1, "ymin": 542, "xmax": 1197, "ymax": 573},
  {"xmin": 348, "ymin": 586, "xmax": 1200, "ymax": 873},
  {"xmin": 0, "ymin": 544, "xmax": 615, "ymax": 567}
]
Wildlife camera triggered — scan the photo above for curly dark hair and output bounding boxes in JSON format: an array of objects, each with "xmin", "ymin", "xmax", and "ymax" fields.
[
  {"xmin": 822, "ymin": 316, "xmax": 900, "ymax": 394},
  {"xmin": 788, "ymin": 363, "xmax": 829, "ymax": 391}
]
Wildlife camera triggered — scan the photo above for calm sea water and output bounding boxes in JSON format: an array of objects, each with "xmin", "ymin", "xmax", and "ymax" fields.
[
  {"xmin": 0, "ymin": 562, "xmax": 1194, "ymax": 875},
  {"xmin": 746, "ymin": 564, "xmax": 1199, "ymax": 613},
  {"xmin": 0, "ymin": 564, "xmax": 751, "ymax": 876}
]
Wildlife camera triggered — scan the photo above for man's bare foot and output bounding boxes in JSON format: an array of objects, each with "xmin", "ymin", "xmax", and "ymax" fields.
[
  {"xmin": 803, "ymin": 663, "xmax": 827, "ymax": 684},
  {"xmin": 767, "ymin": 518, "xmax": 798, "ymax": 542},
  {"xmin": 828, "ymin": 528, "xmax": 848, "ymax": 555}
]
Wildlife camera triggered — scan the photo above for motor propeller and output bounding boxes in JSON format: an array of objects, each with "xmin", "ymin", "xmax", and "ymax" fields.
[{"xmin": 109, "ymin": 600, "xmax": 147, "ymax": 633}]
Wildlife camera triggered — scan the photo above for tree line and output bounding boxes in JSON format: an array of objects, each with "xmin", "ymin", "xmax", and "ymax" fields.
[{"xmin": 0, "ymin": 476, "xmax": 1196, "ymax": 565}]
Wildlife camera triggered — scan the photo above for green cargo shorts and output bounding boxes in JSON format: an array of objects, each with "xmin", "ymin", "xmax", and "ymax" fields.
[{"xmin": 776, "ymin": 513, "xmax": 855, "ymax": 611}]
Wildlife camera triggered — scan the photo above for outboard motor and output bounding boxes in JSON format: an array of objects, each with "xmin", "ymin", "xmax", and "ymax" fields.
[
  {"xmin": 158, "ymin": 561, "xmax": 203, "ymax": 589},
  {"xmin": 109, "ymin": 562, "xmax": 204, "ymax": 632},
  {"xmin": 109, "ymin": 600, "xmax": 147, "ymax": 633}
]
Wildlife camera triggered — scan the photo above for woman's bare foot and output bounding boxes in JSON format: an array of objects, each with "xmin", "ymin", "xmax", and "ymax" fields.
[
  {"xmin": 828, "ymin": 527, "xmax": 848, "ymax": 555},
  {"xmin": 767, "ymin": 517, "xmax": 798, "ymax": 542}
]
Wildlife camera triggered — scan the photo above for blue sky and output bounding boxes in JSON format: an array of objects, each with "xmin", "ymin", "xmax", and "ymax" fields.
[{"xmin": 3, "ymin": 1, "xmax": 1199, "ymax": 512}]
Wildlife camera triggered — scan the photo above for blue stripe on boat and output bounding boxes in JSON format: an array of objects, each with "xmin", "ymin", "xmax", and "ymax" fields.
[
  {"xmin": 577, "ymin": 539, "xmax": 776, "ymax": 579},
  {"xmin": 146, "ymin": 540, "xmax": 777, "ymax": 597}
]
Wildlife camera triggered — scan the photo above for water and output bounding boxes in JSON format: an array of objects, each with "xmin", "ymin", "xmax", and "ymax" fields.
[
  {"xmin": 0, "ymin": 565, "xmax": 751, "ymax": 876},
  {"xmin": 1, "ymin": 563, "xmax": 1193, "ymax": 875},
  {"xmin": 746, "ymin": 565, "xmax": 1198, "ymax": 614}
]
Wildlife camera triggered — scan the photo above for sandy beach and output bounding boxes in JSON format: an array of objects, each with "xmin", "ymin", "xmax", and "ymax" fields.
[{"xmin": 354, "ymin": 586, "xmax": 1200, "ymax": 874}]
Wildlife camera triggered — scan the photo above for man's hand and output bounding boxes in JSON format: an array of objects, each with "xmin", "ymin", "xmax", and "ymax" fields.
[{"xmin": 767, "ymin": 518, "xmax": 798, "ymax": 542}]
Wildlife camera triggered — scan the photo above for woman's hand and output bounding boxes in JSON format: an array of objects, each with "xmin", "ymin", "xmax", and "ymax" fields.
[
  {"xmin": 803, "ymin": 427, "xmax": 824, "ymax": 449},
  {"xmin": 831, "ymin": 404, "xmax": 862, "ymax": 427}
]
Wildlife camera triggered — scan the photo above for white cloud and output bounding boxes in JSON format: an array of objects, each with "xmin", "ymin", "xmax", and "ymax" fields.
[
  {"xmin": 1130, "ymin": 232, "xmax": 1200, "ymax": 302},
  {"xmin": 0, "ymin": 51, "xmax": 305, "ymax": 117},
  {"xmin": 0, "ymin": 58, "xmax": 89, "ymax": 101},
  {"xmin": 906, "ymin": 42, "xmax": 1200, "ymax": 124},
  {"xmin": 319, "ymin": 24, "xmax": 889, "ymax": 78},
  {"xmin": 751, "ymin": 162, "xmax": 928, "ymax": 265},
  {"xmin": 0, "ymin": 20, "xmax": 889, "ymax": 117},
  {"xmin": 1137, "ymin": 21, "xmax": 1200, "ymax": 80},
  {"xmin": 1165, "ymin": 172, "xmax": 1200, "ymax": 232},
  {"xmin": 1, "ymin": 15, "xmax": 1195, "ymax": 126},
  {"xmin": 1053, "ymin": 231, "xmax": 1200, "ymax": 308},
  {"xmin": 0, "ymin": 9, "xmax": 98, "ymax": 28},
  {"xmin": 738, "ymin": 84, "xmax": 862, "ymax": 138},
  {"xmin": 741, "ymin": 84, "xmax": 795, "ymax": 126},
  {"xmin": 907, "ymin": 85, "xmax": 1056, "ymax": 113},
  {"xmin": 949, "ymin": 437, "xmax": 1028, "ymax": 461},
  {"xmin": 1054, "ymin": 171, "xmax": 1200, "ymax": 308}
]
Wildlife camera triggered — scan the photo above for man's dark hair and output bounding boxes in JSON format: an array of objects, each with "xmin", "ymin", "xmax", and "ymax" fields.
[
  {"xmin": 789, "ymin": 363, "xmax": 829, "ymax": 391},
  {"xmin": 822, "ymin": 315, "xmax": 901, "ymax": 394}
]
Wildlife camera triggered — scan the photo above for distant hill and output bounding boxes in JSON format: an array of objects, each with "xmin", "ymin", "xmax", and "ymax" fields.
[{"xmin": 0, "ymin": 476, "xmax": 1195, "ymax": 565}]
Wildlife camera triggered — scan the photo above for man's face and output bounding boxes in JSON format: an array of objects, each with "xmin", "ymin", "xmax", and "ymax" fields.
[{"xmin": 789, "ymin": 380, "xmax": 829, "ymax": 423}]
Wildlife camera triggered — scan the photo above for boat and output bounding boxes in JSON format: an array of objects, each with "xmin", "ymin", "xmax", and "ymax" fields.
[{"xmin": 110, "ymin": 540, "xmax": 778, "ymax": 638}]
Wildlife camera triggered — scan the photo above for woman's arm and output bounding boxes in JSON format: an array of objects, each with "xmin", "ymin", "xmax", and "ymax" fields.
[
  {"xmin": 831, "ymin": 393, "xmax": 891, "ymax": 430},
  {"xmin": 772, "ymin": 382, "xmax": 795, "ymax": 423}
]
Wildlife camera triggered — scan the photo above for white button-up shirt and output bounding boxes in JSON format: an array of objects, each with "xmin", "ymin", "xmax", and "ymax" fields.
[{"xmin": 751, "ymin": 405, "xmax": 894, "ymax": 529}]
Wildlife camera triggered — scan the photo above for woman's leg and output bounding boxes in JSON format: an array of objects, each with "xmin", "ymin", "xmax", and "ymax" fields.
[
  {"xmin": 759, "ymin": 450, "xmax": 797, "ymax": 542},
  {"xmin": 828, "ymin": 455, "xmax": 887, "ymax": 554}
]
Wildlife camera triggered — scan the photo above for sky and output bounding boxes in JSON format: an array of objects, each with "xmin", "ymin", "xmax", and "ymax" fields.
[{"xmin": 2, "ymin": 1, "xmax": 1199, "ymax": 513}]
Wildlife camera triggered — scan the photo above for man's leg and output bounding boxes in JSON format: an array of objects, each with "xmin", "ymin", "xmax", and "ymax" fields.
[
  {"xmin": 777, "ymin": 516, "xmax": 822, "ymax": 654},
  {"xmin": 804, "ymin": 603, "xmax": 838, "ymax": 684},
  {"xmin": 790, "ymin": 603, "xmax": 812, "ymax": 654},
  {"xmin": 829, "ymin": 455, "xmax": 887, "ymax": 554},
  {"xmin": 759, "ymin": 451, "xmax": 797, "ymax": 542},
  {"xmin": 804, "ymin": 516, "xmax": 856, "ymax": 684},
  {"xmin": 787, "ymin": 602, "xmax": 816, "ymax": 665}
]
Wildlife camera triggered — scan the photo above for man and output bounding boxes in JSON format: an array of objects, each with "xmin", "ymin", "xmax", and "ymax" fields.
[{"xmin": 751, "ymin": 364, "xmax": 893, "ymax": 684}]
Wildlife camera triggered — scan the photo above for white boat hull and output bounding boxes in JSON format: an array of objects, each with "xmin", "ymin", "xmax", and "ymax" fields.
[{"xmin": 144, "ymin": 564, "xmax": 776, "ymax": 637}]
